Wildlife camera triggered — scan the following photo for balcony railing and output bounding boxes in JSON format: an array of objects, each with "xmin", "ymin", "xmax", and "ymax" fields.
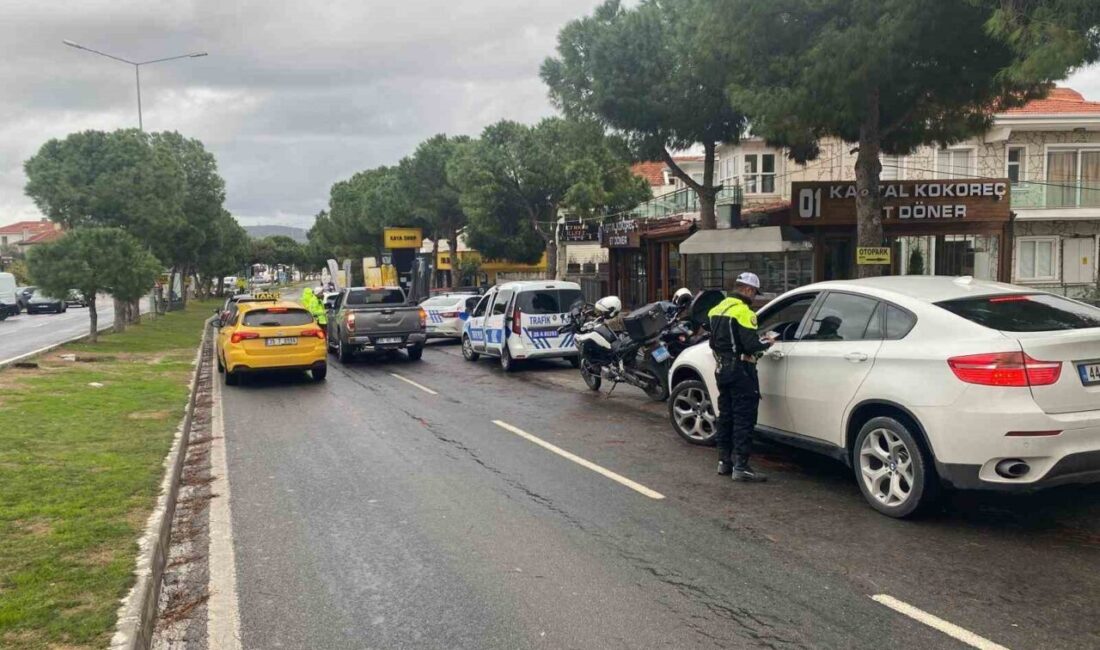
[
  {"xmin": 1012, "ymin": 180, "xmax": 1100, "ymax": 210},
  {"xmin": 626, "ymin": 182, "xmax": 744, "ymax": 221}
]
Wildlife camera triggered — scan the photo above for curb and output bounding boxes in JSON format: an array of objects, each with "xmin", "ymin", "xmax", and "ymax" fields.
[{"xmin": 110, "ymin": 319, "xmax": 213, "ymax": 650}]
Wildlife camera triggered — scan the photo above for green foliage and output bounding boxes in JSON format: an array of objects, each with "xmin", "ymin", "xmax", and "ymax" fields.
[
  {"xmin": 197, "ymin": 210, "xmax": 250, "ymax": 285},
  {"xmin": 978, "ymin": 0, "xmax": 1100, "ymax": 82},
  {"xmin": 907, "ymin": 247, "xmax": 926, "ymax": 276},
  {"xmin": 307, "ymin": 167, "xmax": 402, "ymax": 265},
  {"xmin": 147, "ymin": 132, "xmax": 226, "ymax": 271},
  {"xmin": 456, "ymin": 255, "xmax": 483, "ymax": 286},
  {"xmin": 249, "ymin": 235, "xmax": 305, "ymax": 269},
  {"xmin": 542, "ymin": 0, "xmax": 744, "ymax": 227},
  {"xmin": 448, "ymin": 118, "xmax": 649, "ymax": 264},
  {"xmin": 6, "ymin": 259, "xmax": 30, "ymax": 285}
]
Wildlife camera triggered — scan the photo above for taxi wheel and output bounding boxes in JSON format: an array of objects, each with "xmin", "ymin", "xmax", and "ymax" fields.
[
  {"xmin": 312, "ymin": 365, "xmax": 327, "ymax": 382},
  {"xmin": 407, "ymin": 346, "xmax": 423, "ymax": 361},
  {"xmin": 462, "ymin": 336, "xmax": 480, "ymax": 362},
  {"xmin": 216, "ymin": 354, "xmax": 225, "ymax": 374},
  {"xmin": 224, "ymin": 368, "xmax": 239, "ymax": 386}
]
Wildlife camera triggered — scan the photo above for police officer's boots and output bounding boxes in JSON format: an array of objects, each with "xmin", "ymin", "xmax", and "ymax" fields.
[{"xmin": 731, "ymin": 456, "xmax": 767, "ymax": 483}]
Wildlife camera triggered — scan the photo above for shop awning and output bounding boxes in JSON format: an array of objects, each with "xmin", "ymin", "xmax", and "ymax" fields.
[{"xmin": 679, "ymin": 226, "xmax": 811, "ymax": 255}]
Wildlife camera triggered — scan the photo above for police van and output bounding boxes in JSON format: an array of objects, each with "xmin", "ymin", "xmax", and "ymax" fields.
[{"xmin": 461, "ymin": 280, "xmax": 583, "ymax": 371}]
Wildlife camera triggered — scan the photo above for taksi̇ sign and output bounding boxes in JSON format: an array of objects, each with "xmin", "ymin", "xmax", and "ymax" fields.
[
  {"xmin": 791, "ymin": 180, "xmax": 1011, "ymax": 225},
  {"xmin": 383, "ymin": 227, "xmax": 424, "ymax": 249},
  {"xmin": 856, "ymin": 247, "xmax": 891, "ymax": 265}
]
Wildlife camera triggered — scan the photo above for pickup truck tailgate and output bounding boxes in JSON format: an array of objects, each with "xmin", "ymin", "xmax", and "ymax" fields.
[{"xmin": 357, "ymin": 307, "xmax": 421, "ymax": 334}]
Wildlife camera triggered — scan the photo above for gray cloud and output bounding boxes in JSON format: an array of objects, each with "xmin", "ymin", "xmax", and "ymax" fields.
[{"xmin": 0, "ymin": 0, "xmax": 604, "ymax": 229}]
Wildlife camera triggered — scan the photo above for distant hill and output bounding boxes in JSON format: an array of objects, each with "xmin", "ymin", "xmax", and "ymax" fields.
[{"xmin": 244, "ymin": 225, "xmax": 308, "ymax": 243}]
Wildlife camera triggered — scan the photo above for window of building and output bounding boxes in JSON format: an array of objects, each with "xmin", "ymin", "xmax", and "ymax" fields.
[
  {"xmin": 936, "ymin": 148, "xmax": 974, "ymax": 179},
  {"xmin": 1016, "ymin": 237, "xmax": 1058, "ymax": 282},
  {"xmin": 744, "ymin": 153, "xmax": 776, "ymax": 194},
  {"xmin": 880, "ymin": 155, "xmax": 903, "ymax": 181},
  {"xmin": 1046, "ymin": 148, "xmax": 1100, "ymax": 208},
  {"xmin": 1007, "ymin": 146, "xmax": 1026, "ymax": 185}
]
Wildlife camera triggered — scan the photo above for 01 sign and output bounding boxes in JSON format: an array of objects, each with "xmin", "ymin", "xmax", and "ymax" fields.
[{"xmin": 798, "ymin": 187, "xmax": 822, "ymax": 219}]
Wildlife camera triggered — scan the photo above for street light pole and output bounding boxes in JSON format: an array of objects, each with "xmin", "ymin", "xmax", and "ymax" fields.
[{"xmin": 62, "ymin": 40, "xmax": 207, "ymax": 131}]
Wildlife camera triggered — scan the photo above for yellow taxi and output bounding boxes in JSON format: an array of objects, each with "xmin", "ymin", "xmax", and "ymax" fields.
[{"xmin": 216, "ymin": 298, "xmax": 327, "ymax": 385}]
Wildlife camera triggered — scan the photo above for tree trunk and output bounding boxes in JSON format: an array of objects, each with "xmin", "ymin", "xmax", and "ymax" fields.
[
  {"xmin": 447, "ymin": 229, "xmax": 459, "ymax": 288},
  {"xmin": 699, "ymin": 140, "xmax": 718, "ymax": 230},
  {"xmin": 431, "ymin": 237, "xmax": 440, "ymax": 289},
  {"xmin": 113, "ymin": 298, "xmax": 127, "ymax": 334},
  {"xmin": 88, "ymin": 299, "xmax": 98, "ymax": 344},
  {"xmin": 129, "ymin": 296, "xmax": 142, "ymax": 324},
  {"xmin": 544, "ymin": 238, "xmax": 558, "ymax": 280},
  {"xmin": 855, "ymin": 88, "xmax": 886, "ymax": 279}
]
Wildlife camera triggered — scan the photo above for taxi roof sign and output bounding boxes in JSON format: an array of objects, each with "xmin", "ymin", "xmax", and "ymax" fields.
[{"xmin": 251, "ymin": 291, "xmax": 282, "ymax": 301}]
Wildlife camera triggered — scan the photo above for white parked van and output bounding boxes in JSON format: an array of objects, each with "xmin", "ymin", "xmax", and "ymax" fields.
[
  {"xmin": 461, "ymin": 280, "xmax": 583, "ymax": 371},
  {"xmin": 0, "ymin": 272, "xmax": 19, "ymax": 320}
]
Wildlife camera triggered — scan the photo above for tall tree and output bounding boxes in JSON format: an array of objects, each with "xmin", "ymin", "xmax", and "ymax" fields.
[
  {"xmin": 196, "ymin": 210, "xmax": 250, "ymax": 297},
  {"xmin": 542, "ymin": 0, "xmax": 746, "ymax": 229},
  {"xmin": 449, "ymin": 118, "xmax": 649, "ymax": 278},
  {"xmin": 26, "ymin": 228, "xmax": 160, "ymax": 341},
  {"xmin": 716, "ymin": 0, "xmax": 1100, "ymax": 276},
  {"xmin": 399, "ymin": 135, "xmax": 471, "ymax": 288}
]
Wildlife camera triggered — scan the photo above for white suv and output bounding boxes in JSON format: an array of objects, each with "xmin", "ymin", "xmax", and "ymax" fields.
[{"xmin": 667, "ymin": 276, "xmax": 1100, "ymax": 517}]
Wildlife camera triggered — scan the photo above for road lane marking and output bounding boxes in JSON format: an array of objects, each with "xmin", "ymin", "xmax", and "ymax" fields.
[
  {"xmin": 208, "ymin": 368, "xmax": 243, "ymax": 650},
  {"xmin": 871, "ymin": 594, "xmax": 1010, "ymax": 650},
  {"xmin": 389, "ymin": 372, "xmax": 438, "ymax": 395},
  {"xmin": 492, "ymin": 420, "xmax": 665, "ymax": 500}
]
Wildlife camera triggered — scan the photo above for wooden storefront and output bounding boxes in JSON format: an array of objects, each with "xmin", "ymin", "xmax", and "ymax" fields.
[{"xmin": 600, "ymin": 217, "xmax": 696, "ymax": 307}]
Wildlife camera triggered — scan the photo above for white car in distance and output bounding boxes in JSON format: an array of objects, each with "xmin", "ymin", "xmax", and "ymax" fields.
[
  {"xmin": 667, "ymin": 276, "xmax": 1100, "ymax": 517},
  {"xmin": 421, "ymin": 293, "xmax": 480, "ymax": 339}
]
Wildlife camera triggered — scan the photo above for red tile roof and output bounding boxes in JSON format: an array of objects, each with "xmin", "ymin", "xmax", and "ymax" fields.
[
  {"xmin": 16, "ymin": 229, "xmax": 64, "ymax": 245},
  {"xmin": 0, "ymin": 219, "xmax": 55, "ymax": 235},
  {"xmin": 1003, "ymin": 87, "xmax": 1100, "ymax": 115},
  {"xmin": 631, "ymin": 157, "xmax": 706, "ymax": 187}
]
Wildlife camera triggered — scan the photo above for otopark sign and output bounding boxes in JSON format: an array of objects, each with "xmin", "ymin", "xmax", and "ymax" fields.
[{"xmin": 791, "ymin": 180, "xmax": 1012, "ymax": 224}]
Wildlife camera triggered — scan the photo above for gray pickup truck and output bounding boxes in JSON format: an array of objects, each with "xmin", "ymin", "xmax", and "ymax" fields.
[{"xmin": 325, "ymin": 286, "xmax": 427, "ymax": 363}]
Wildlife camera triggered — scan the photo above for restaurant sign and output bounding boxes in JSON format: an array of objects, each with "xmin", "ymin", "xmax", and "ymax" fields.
[
  {"xmin": 599, "ymin": 219, "xmax": 641, "ymax": 248},
  {"xmin": 791, "ymin": 180, "xmax": 1012, "ymax": 225},
  {"xmin": 558, "ymin": 220, "xmax": 601, "ymax": 243}
]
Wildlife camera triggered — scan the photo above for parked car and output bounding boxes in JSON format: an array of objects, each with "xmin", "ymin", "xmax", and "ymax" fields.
[
  {"xmin": 25, "ymin": 290, "xmax": 67, "ymax": 314},
  {"xmin": 0, "ymin": 273, "xmax": 19, "ymax": 320},
  {"xmin": 326, "ymin": 286, "xmax": 427, "ymax": 362},
  {"xmin": 65, "ymin": 290, "xmax": 89, "ymax": 307},
  {"xmin": 217, "ymin": 293, "xmax": 267, "ymax": 326},
  {"xmin": 462, "ymin": 281, "xmax": 584, "ymax": 371},
  {"xmin": 421, "ymin": 292, "xmax": 480, "ymax": 339},
  {"xmin": 215, "ymin": 301, "xmax": 327, "ymax": 385},
  {"xmin": 667, "ymin": 276, "xmax": 1100, "ymax": 518}
]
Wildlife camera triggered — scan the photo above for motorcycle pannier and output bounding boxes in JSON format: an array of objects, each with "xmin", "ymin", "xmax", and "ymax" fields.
[{"xmin": 622, "ymin": 302, "xmax": 668, "ymax": 341}]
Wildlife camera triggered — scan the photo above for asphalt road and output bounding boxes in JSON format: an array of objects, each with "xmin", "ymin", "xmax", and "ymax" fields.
[
  {"xmin": 217, "ymin": 340, "xmax": 1100, "ymax": 649},
  {"xmin": 0, "ymin": 295, "xmax": 149, "ymax": 364}
]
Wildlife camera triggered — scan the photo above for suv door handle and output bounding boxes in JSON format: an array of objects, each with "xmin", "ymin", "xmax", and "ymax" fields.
[
  {"xmin": 845, "ymin": 352, "xmax": 869, "ymax": 363},
  {"xmin": 766, "ymin": 349, "xmax": 784, "ymax": 360}
]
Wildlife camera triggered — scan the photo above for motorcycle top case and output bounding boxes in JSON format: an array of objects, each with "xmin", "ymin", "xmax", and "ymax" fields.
[{"xmin": 622, "ymin": 302, "xmax": 669, "ymax": 342}]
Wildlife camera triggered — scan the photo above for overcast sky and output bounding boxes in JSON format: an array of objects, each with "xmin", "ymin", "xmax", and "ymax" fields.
[
  {"xmin": 0, "ymin": 0, "xmax": 609, "ymax": 230},
  {"xmin": 2, "ymin": 1, "xmax": 1099, "ymax": 231}
]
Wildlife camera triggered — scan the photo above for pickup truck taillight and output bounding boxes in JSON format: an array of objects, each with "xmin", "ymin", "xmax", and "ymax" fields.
[
  {"xmin": 512, "ymin": 307, "xmax": 522, "ymax": 335},
  {"xmin": 418, "ymin": 308, "xmax": 427, "ymax": 328},
  {"xmin": 230, "ymin": 331, "xmax": 260, "ymax": 344},
  {"xmin": 346, "ymin": 312, "xmax": 355, "ymax": 331}
]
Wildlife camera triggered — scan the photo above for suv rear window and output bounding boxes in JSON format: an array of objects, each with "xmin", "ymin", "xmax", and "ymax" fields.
[
  {"xmin": 937, "ymin": 294, "xmax": 1100, "ymax": 332},
  {"xmin": 346, "ymin": 289, "xmax": 405, "ymax": 306},
  {"xmin": 515, "ymin": 289, "xmax": 584, "ymax": 315},
  {"xmin": 242, "ymin": 308, "xmax": 314, "ymax": 327}
]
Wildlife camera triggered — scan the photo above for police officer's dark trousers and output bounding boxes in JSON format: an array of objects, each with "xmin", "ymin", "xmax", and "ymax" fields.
[{"xmin": 716, "ymin": 359, "xmax": 760, "ymax": 466}]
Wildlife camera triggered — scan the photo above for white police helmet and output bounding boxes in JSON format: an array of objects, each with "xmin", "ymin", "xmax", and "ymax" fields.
[
  {"xmin": 594, "ymin": 295, "xmax": 622, "ymax": 319},
  {"xmin": 672, "ymin": 287, "xmax": 692, "ymax": 308},
  {"xmin": 735, "ymin": 272, "xmax": 761, "ymax": 290}
]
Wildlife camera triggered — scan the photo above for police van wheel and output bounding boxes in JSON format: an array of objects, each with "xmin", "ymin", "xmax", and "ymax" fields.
[
  {"xmin": 500, "ymin": 347, "xmax": 516, "ymax": 372},
  {"xmin": 462, "ymin": 336, "xmax": 480, "ymax": 362}
]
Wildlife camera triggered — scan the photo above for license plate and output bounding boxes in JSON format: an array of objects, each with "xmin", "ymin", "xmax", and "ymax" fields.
[
  {"xmin": 376, "ymin": 337, "xmax": 403, "ymax": 345},
  {"xmin": 266, "ymin": 337, "xmax": 298, "ymax": 346},
  {"xmin": 651, "ymin": 345, "xmax": 671, "ymax": 363},
  {"xmin": 1078, "ymin": 362, "xmax": 1100, "ymax": 386}
]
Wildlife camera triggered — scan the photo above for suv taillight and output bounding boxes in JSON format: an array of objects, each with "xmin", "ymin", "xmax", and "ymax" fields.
[
  {"xmin": 346, "ymin": 312, "xmax": 355, "ymax": 331},
  {"xmin": 947, "ymin": 352, "xmax": 1062, "ymax": 387},
  {"xmin": 512, "ymin": 307, "xmax": 522, "ymax": 335}
]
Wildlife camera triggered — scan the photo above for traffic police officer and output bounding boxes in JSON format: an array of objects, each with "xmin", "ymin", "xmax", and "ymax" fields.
[
  {"xmin": 301, "ymin": 286, "xmax": 328, "ymax": 327},
  {"xmin": 708, "ymin": 272, "xmax": 776, "ymax": 482}
]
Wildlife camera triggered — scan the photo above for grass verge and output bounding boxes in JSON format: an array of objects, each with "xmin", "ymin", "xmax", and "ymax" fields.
[{"xmin": 0, "ymin": 301, "xmax": 215, "ymax": 650}]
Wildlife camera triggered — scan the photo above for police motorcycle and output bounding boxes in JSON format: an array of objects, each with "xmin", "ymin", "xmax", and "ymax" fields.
[{"xmin": 558, "ymin": 296, "xmax": 674, "ymax": 401}]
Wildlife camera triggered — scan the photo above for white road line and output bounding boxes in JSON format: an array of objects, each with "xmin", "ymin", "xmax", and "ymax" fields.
[
  {"xmin": 492, "ymin": 420, "xmax": 665, "ymax": 500},
  {"xmin": 389, "ymin": 372, "xmax": 438, "ymax": 395},
  {"xmin": 208, "ymin": 372, "xmax": 243, "ymax": 650},
  {"xmin": 871, "ymin": 594, "xmax": 1010, "ymax": 650}
]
